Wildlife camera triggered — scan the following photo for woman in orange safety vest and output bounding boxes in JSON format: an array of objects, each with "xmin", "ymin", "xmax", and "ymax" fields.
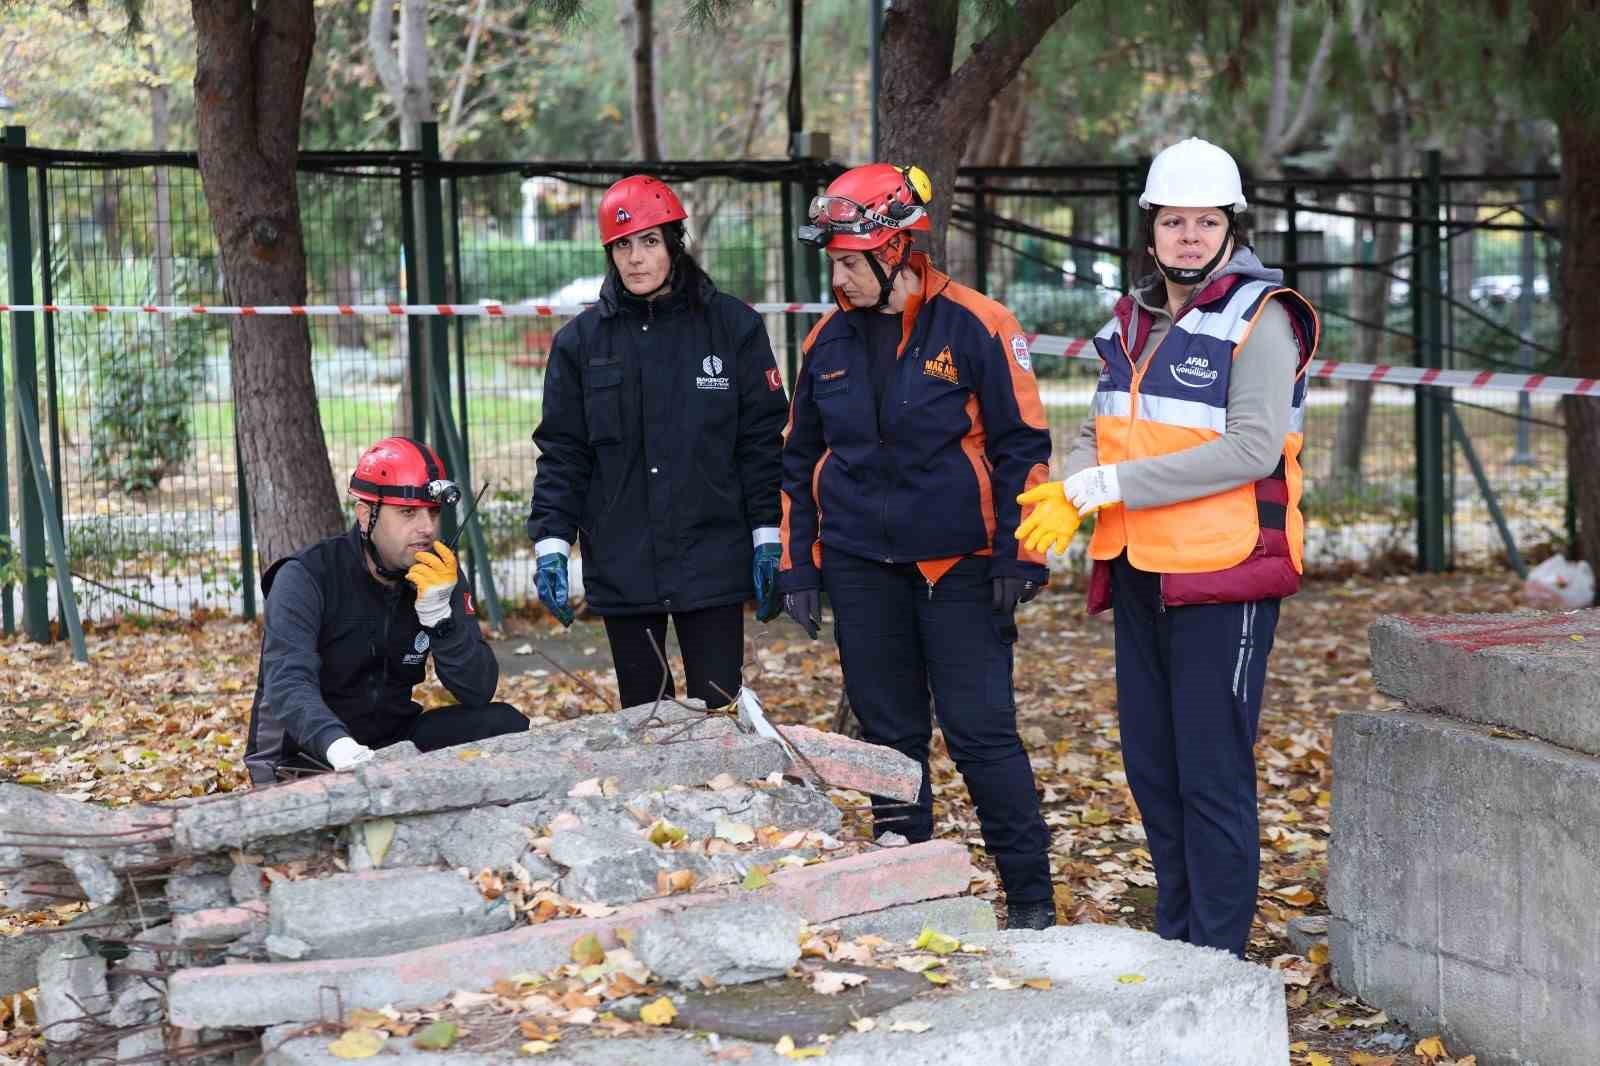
[{"xmin": 1018, "ymin": 138, "xmax": 1319, "ymax": 957}]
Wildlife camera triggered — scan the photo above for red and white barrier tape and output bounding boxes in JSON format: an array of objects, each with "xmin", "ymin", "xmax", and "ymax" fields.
[{"xmin": 0, "ymin": 300, "xmax": 1589, "ymax": 398}]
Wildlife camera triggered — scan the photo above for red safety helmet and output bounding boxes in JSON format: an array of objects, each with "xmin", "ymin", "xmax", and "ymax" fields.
[
  {"xmin": 798, "ymin": 163, "xmax": 932, "ymax": 251},
  {"xmin": 348, "ymin": 437, "xmax": 460, "ymax": 509},
  {"xmin": 598, "ymin": 175, "xmax": 688, "ymax": 246}
]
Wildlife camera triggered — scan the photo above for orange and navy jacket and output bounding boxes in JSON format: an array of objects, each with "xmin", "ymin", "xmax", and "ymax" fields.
[
  {"xmin": 777, "ymin": 253, "xmax": 1051, "ymax": 591},
  {"xmin": 1084, "ymin": 269, "xmax": 1319, "ymax": 613}
]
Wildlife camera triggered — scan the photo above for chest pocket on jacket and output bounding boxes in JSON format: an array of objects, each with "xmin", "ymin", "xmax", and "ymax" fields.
[{"xmin": 585, "ymin": 360, "xmax": 624, "ymax": 444}]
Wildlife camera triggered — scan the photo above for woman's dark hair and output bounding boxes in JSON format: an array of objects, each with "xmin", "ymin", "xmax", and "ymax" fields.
[{"xmin": 1134, "ymin": 206, "xmax": 1255, "ymax": 284}]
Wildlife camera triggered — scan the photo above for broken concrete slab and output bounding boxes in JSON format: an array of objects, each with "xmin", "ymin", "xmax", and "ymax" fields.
[
  {"xmin": 170, "ymin": 720, "xmax": 785, "ymax": 854},
  {"xmin": 0, "ymin": 847, "xmax": 82, "ymax": 912},
  {"xmin": 546, "ymin": 827, "xmax": 652, "ymax": 868},
  {"xmin": 777, "ymin": 724, "xmax": 923, "ymax": 803},
  {"xmin": 633, "ymin": 900, "xmax": 806, "ymax": 987},
  {"xmin": 268, "ymin": 868, "xmax": 515, "ymax": 961},
  {"xmin": 261, "ymin": 926, "xmax": 1286, "ymax": 1066},
  {"xmin": 347, "ymin": 807, "xmax": 535, "ymax": 873},
  {"xmin": 173, "ymin": 902, "xmax": 270, "ymax": 947},
  {"xmin": 437, "ymin": 808, "xmax": 534, "ymax": 871},
  {"xmin": 832, "ymin": 895, "xmax": 998, "ymax": 943},
  {"xmin": 61, "ymin": 850, "xmax": 122, "ymax": 907},
  {"xmin": 168, "ymin": 840, "xmax": 976, "ymax": 1028},
  {"xmin": 166, "ymin": 869, "xmax": 234, "ymax": 914},
  {"xmin": 35, "ymin": 929, "xmax": 111, "ymax": 1046},
  {"xmin": 1369, "ymin": 610, "xmax": 1600, "ymax": 755},
  {"xmin": 1287, "ymin": 914, "xmax": 1328, "ymax": 958},
  {"xmin": 627, "ymin": 783, "xmax": 843, "ymax": 838},
  {"xmin": 1, "ymin": 930, "xmax": 48, "ymax": 996}
]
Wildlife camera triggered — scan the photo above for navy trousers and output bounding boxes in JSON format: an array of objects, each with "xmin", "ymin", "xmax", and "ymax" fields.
[
  {"xmin": 822, "ymin": 547, "xmax": 1052, "ymax": 905},
  {"xmin": 1110, "ymin": 555, "xmax": 1279, "ymax": 957}
]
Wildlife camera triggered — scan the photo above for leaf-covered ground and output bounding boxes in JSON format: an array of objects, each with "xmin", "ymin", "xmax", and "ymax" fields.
[{"xmin": 0, "ymin": 569, "xmax": 1526, "ymax": 1065}]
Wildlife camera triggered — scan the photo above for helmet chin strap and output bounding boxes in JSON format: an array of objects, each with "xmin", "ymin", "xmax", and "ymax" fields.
[
  {"xmin": 864, "ymin": 242, "xmax": 909, "ymax": 311},
  {"xmin": 1156, "ymin": 219, "xmax": 1234, "ymax": 286},
  {"xmin": 362, "ymin": 503, "xmax": 412, "ymax": 582}
]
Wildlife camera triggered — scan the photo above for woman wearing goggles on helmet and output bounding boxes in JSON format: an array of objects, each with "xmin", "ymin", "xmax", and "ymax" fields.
[
  {"xmin": 777, "ymin": 162, "xmax": 1057, "ymax": 931},
  {"xmin": 1016, "ymin": 137, "xmax": 1322, "ymax": 958}
]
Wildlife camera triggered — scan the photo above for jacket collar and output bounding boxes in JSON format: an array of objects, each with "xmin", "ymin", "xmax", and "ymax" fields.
[{"xmin": 597, "ymin": 258, "xmax": 716, "ymax": 320}]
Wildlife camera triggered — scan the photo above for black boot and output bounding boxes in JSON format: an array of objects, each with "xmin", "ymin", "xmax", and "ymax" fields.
[{"xmin": 1007, "ymin": 900, "xmax": 1057, "ymax": 930}]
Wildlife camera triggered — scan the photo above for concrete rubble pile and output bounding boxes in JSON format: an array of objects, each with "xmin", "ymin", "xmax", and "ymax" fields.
[
  {"xmin": 4, "ymin": 697, "xmax": 1293, "ymax": 1064},
  {"xmin": 0, "ymin": 699, "xmax": 966, "ymax": 1062},
  {"xmin": 1332, "ymin": 609, "xmax": 1600, "ymax": 1066}
]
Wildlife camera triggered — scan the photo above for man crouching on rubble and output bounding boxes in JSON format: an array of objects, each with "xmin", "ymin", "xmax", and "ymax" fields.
[{"xmin": 244, "ymin": 437, "xmax": 526, "ymax": 784}]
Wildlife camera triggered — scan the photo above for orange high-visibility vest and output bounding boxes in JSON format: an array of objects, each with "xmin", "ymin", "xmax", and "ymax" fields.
[{"xmin": 1087, "ymin": 276, "xmax": 1318, "ymax": 577}]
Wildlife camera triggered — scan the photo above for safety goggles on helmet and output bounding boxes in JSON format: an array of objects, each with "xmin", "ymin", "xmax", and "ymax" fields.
[{"xmin": 798, "ymin": 194, "xmax": 927, "ymax": 249}]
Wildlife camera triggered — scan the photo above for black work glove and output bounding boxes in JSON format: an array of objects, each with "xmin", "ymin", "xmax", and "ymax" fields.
[
  {"xmin": 992, "ymin": 576, "xmax": 1040, "ymax": 646},
  {"xmin": 783, "ymin": 588, "xmax": 821, "ymax": 640},
  {"xmin": 991, "ymin": 576, "xmax": 1040, "ymax": 616}
]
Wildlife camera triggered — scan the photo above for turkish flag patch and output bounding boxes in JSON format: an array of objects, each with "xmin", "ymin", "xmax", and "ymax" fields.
[
  {"xmin": 765, "ymin": 367, "xmax": 783, "ymax": 392},
  {"xmin": 464, "ymin": 592, "xmax": 476, "ymax": 616}
]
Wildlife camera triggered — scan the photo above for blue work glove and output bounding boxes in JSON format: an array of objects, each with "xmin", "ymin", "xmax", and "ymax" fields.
[
  {"xmin": 535, "ymin": 553, "xmax": 574, "ymax": 627},
  {"xmin": 753, "ymin": 543, "xmax": 783, "ymax": 622}
]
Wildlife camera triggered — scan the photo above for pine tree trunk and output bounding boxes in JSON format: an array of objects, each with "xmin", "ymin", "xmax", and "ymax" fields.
[
  {"xmin": 1332, "ymin": 195, "xmax": 1401, "ymax": 485},
  {"xmin": 192, "ymin": 0, "xmax": 344, "ymax": 567},
  {"xmin": 623, "ymin": 0, "xmax": 662, "ymax": 161}
]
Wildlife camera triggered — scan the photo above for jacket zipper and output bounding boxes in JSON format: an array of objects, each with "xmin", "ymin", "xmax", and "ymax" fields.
[
  {"xmin": 1120, "ymin": 320, "xmax": 1165, "ymax": 613},
  {"xmin": 372, "ymin": 587, "xmax": 400, "ymax": 714}
]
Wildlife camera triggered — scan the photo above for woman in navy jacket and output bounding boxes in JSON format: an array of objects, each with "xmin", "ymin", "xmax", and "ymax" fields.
[{"xmin": 526, "ymin": 176, "xmax": 789, "ymax": 709}]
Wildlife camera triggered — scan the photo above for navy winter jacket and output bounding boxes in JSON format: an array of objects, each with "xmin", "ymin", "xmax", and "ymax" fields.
[{"xmin": 526, "ymin": 263, "xmax": 789, "ymax": 615}]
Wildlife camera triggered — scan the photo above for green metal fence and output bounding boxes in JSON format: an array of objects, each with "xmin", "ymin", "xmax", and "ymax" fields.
[{"xmin": 0, "ymin": 128, "xmax": 1573, "ymax": 632}]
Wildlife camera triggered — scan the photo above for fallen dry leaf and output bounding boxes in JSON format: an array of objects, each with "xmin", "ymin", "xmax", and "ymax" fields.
[
  {"xmin": 639, "ymin": 996, "xmax": 678, "ymax": 1026},
  {"xmin": 327, "ymin": 1029, "xmax": 386, "ymax": 1059},
  {"xmin": 569, "ymin": 933, "xmax": 605, "ymax": 966},
  {"xmin": 810, "ymin": 971, "xmax": 868, "ymax": 996}
]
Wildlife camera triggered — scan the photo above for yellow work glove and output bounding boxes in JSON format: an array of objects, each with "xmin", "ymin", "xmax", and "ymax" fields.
[
  {"xmin": 1015, "ymin": 482, "xmax": 1083, "ymax": 555},
  {"xmin": 406, "ymin": 540, "xmax": 458, "ymax": 628}
]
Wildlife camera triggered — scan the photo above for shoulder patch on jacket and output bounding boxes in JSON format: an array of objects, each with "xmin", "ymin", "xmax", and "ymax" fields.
[
  {"xmin": 765, "ymin": 367, "xmax": 783, "ymax": 391},
  {"xmin": 1010, "ymin": 334, "xmax": 1033, "ymax": 373}
]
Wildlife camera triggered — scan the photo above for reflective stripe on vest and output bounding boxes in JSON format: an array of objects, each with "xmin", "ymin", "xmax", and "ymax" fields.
[{"xmin": 1088, "ymin": 279, "xmax": 1314, "ymax": 576}]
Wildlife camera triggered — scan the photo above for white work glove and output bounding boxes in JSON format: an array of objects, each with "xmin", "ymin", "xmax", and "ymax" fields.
[
  {"xmin": 325, "ymin": 736, "xmax": 375, "ymax": 771},
  {"xmin": 1064, "ymin": 464, "xmax": 1122, "ymax": 516}
]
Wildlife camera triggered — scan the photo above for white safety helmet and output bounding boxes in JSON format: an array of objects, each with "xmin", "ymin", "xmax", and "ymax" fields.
[{"xmin": 1139, "ymin": 137, "xmax": 1247, "ymax": 212}]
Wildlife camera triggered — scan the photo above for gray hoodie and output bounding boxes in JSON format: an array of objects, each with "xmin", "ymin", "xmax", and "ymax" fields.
[{"xmin": 1062, "ymin": 248, "xmax": 1300, "ymax": 510}]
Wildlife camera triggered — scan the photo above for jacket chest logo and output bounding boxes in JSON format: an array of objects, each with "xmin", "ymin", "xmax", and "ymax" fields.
[
  {"xmin": 697, "ymin": 354, "xmax": 730, "ymax": 390},
  {"xmin": 1170, "ymin": 353, "xmax": 1220, "ymax": 388},
  {"xmin": 402, "ymin": 630, "xmax": 429, "ymax": 665},
  {"xmin": 923, "ymin": 347, "xmax": 959, "ymax": 385}
]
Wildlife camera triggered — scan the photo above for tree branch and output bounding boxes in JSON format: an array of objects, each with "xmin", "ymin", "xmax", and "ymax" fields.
[
  {"xmin": 366, "ymin": 0, "xmax": 404, "ymax": 105},
  {"xmin": 1262, "ymin": 0, "xmax": 1294, "ymax": 151},
  {"xmin": 1278, "ymin": 12, "xmax": 1337, "ymax": 152},
  {"xmin": 941, "ymin": 0, "xmax": 1080, "ymax": 135},
  {"xmin": 442, "ymin": 0, "xmax": 492, "ymax": 159}
]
